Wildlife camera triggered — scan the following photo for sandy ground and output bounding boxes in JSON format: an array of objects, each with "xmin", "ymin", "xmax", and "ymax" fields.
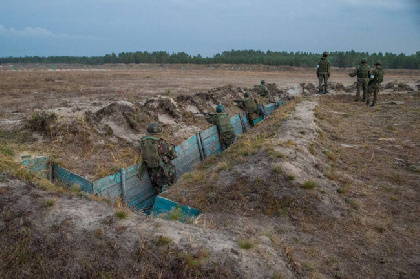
[{"xmin": 1, "ymin": 64, "xmax": 419, "ymax": 278}]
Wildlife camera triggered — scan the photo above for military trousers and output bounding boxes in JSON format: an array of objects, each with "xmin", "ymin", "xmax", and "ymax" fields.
[
  {"xmin": 366, "ymin": 84, "xmax": 380, "ymax": 105},
  {"xmin": 356, "ymin": 78, "xmax": 369, "ymax": 101},
  {"xmin": 147, "ymin": 163, "xmax": 176, "ymax": 194},
  {"xmin": 220, "ymin": 131, "xmax": 235, "ymax": 150},
  {"xmin": 318, "ymin": 74, "xmax": 329, "ymax": 91}
]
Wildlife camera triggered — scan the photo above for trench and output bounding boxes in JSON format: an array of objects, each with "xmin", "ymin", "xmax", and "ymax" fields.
[{"xmin": 21, "ymin": 102, "xmax": 283, "ymax": 220}]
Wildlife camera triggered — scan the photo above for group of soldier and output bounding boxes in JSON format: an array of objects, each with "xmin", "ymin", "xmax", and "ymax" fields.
[
  {"xmin": 141, "ymin": 54, "xmax": 385, "ymax": 194},
  {"xmin": 317, "ymin": 51, "xmax": 385, "ymax": 107},
  {"xmin": 140, "ymin": 80, "xmax": 272, "ymax": 194}
]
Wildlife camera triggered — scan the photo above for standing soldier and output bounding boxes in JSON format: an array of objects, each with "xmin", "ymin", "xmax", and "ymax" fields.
[
  {"xmin": 316, "ymin": 52, "xmax": 331, "ymax": 94},
  {"xmin": 140, "ymin": 122, "xmax": 177, "ymax": 194},
  {"xmin": 206, "ymin": 104, "xmax": 236, "ymax": 150},
  {"xmin": 235, "ymin": 91, "xmax": 260, "ymax": 127},
  {"xmin": 349, "ymin": 58, "xmax": 370, "ymax": 102},
  {"xmin": 366, "ymin": 61, "xmax": 384, "ymax": 107}
]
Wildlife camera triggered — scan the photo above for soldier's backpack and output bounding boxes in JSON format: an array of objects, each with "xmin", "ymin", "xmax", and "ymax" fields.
[
  {"xmin": 216, "ymin": 113, "xmax": 235, "ymax": 134},
  {"xmin": 376, "ymin": 69, "xmax": 384, "ymax": 83},
  {"xmin": 140, "ymin": 136, "xmax": 160, "ymax": 168},
  {"xmin": 358, "ymin": 64, "xmax": 370, "ymax": 78},
  {"xmin": 244, "ymin": 98, "xmax": 258, "ymax": 114},
  {"xmin": 318, "ymin": 59, "xmax": 329, "ymax": 73}
]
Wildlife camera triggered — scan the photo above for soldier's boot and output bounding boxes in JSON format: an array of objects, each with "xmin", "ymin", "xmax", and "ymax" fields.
[
  {"xmin": 317, "ymin": 89, "xmax": 322, "ymax": 94},
  {"xmin": 370, "ymin": 102, "xmax": 375, "ymax": 107}
]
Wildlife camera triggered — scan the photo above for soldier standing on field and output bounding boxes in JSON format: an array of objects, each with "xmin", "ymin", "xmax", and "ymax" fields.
[
  {"xmin": 140, "ymin": 122, "xmax": 177, "ymax": 194},
  {"xmin": 366, "ymin": 61, "xmax": 384, "ymax": 107},
  {"xmin": 316, "ymin": 52, "xmax": 331, "ymax": 94},
  {"xmin": 349, "ymin": 58, "xmax": 371, "ymax": 102},
  {"xmin": 236, "ymin": 91, "xmax": 260, "ymax": 127},
  {"xmin": 206, "ymin": 104, "xmax": 236, "ymax": 150}
]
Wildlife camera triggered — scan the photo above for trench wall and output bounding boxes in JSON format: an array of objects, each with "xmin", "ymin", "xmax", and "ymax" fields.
[{"xmin": 21, "ymin": 102, "xmax": 282, "ymax": 218}]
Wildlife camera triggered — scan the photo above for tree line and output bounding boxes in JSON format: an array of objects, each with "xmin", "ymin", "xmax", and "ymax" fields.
[{"xmin": 1, "ymin": 50, "xmax": 419, "ymax": 69}]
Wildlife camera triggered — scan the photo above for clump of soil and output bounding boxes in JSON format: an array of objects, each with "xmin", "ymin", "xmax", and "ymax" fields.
[{"xmin": 26, "ymin": 111, "xmax": 57, "ymax": 134}]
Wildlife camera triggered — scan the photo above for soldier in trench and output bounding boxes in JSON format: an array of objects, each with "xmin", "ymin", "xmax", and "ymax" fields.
[
  {"xmin": 205, "ymin": 104, "xmax": 236, "ymax": 150},
  {"xmin": 140, "ymin": 122, "xmax": 177, "ymax": 194}
]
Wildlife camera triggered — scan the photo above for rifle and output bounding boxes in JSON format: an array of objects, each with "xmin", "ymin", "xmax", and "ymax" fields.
[
  {"xmin": 195, "ymin": 112, "xmax": 216, "ymax": 116},
  {"xmin": 233, "ymin": 100, "xmax": 245, "ymax": 103}
]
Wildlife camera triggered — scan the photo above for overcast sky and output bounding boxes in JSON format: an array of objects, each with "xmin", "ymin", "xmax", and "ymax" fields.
[{"xmin": 0, "ymin": 0, "xmax": 419, "ymax": 57}]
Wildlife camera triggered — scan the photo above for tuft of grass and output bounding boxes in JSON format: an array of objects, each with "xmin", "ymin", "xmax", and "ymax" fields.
[
  {"xmin": 166, "ymin": 88, "xmax": 172, "ymax": 95},
  {"xmin": 301, "ymin": 180, "xmax": 318, "ymax": 190},
  {"xmin": 94, "ymin": 228, "xmax": 103, "ymax": 239},
  {"xmin": 287, "ymin": 174, "xmax": 295, "ymax": 181},
  {"xmin": 115, "ymin": 210, "xmax": 129, "ymax": 219},
  {"xmin": 168, "ymin": 207, "xmax": 183, "ymax": 221},
  {"xmin": 238, "ymin": 238, "xmax": 255, "ymax": 249},
  {"xmin": 42, "ymin": 198, "xmax": 55, "ymax": 207},
  {"xmin": 337, "ymin": 184, "xmax": 351, "ymax": 194},
  {"xmin": 272, "ymin": 165, "xmax": 282, "ymax": 173},
  {"xmin": 309, "ymin": 143, "xmax": 315, "ymax": 155},
  {"xmin": 299, "ymin": 130, "xmax": 306, "ymax": 135},
  {"xmin": 303, "ymin": 262, "xmax": 316, "ymax": 272},
  {"xmin": 153, "ymin": 235, "xmax": 172, "ymax": 246},
  {"xmin": 323, "ymin": 150, "xmax": 337, "ymax": 162},
  {"xmin": 348, "ymin": 199, "xmax": 360, "ymax": 210}
]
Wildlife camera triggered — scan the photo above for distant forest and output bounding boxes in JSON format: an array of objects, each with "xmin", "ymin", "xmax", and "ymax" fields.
[{"xmin": 1, "ymin": 50, "xmax": 419, "ymax": 69}]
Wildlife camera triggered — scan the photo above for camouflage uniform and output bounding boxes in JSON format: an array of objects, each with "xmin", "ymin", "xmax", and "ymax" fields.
[
  {"xmin": 238, "ymin": 94, "xmax": 260, "ymax": 127},
  {"xmin": 316, "ymin": 52, "xmax": 330, "ymax": 93},
  {"xmin": 257, "ymin": 85, "xmax": 270, "ymax": 97},
  {"xmin": 349, "ymin": 59, "xmax": 370, "ymax": 101},
  {"xmin": 207, "ymin": 113, "xmax": 236, "ymax": 149},
  {"xmin": 140, "ymin": 136, "xmax": 177, "ymax": 194},
  {"xmin": 366, "ymin": 62, "xmax": 384, "ymax": 107}
]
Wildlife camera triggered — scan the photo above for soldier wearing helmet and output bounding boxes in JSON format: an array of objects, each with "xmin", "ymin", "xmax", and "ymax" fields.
[
  {"xmin": 206, "ymin": 104, "xmax": 236, "ymax": 149},
  {"xmin": 349, "ymin": 58, "xmax": 371, "ymax": 102},
  {"xmin": 140, "ymin": 122, "xmax": 177, "ymax": 194},
  {"xmin": 316, "ymin": 52, "xmax": 331, "ymax": 94},
  {"xmin": 236, "ymin": 91, "xmax": 260, "ymax": 127},
  {"xmin": 257, "ymin": 80, "xmax": 270, "ymax": 97},
  {"xmin": 366, "ymin": 61, "xmax": 384, "ymax": 107}
]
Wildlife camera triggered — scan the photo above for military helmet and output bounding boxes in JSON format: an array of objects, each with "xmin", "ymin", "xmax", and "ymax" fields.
[
  {"xmin": 323, "ymin": 51, "xmax": 328, "ymax": 57},
  {"xmin": 244, "ymin": 91, "xmax": 251, "ymax": 98},
  {"xmin": 261, "ymin": 80, "xmax": 265, "ymax": 85},
  {"xmin": 147, "ymin": 122, "xmax": 163, "ymax": 134},
  {"xmin": 216, "ymin": 104, "xmax": 226, "ymax": 113},
  {"xmin": 361, "ymin": 58, "xmax": 367, "ymax": 63},
  {"xmin": 375, "ymin": 61, "xmax": 382, "ymax": 65}
]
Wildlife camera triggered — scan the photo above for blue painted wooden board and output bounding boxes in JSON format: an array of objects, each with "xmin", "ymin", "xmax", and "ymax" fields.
[
  {"xmin": 125, "ymin": 164, "xmax": 141, "ymax": 180},
  {"xmin": 92, "ymin": 172, "xmax": 121, "ymax": 197},
  {"xmin": 152, "ymin": 196, "xmax": 201, "ymax": 221},
  {"xmin": 133, "ymin": 195, "xmax": 157, "ymax": 213},
  {"xmin": 173, "ymin": 134, "xmax": 202, "ymax": 177},
  {"xmin": 253, "ymin": 117, "xmax": 263, "ymax": 126},
  {"xmin": 230, "ymin": 114, "xmax": 244, "ymax": 139},
  {"xmin": 242, "ymin": 113, "xmax": 252, "ymax": 131},
  {"xmin": 264, "ymin": 104, "xmax": 277, "ymax": 116},
  {"xmin": 52, "ymin": 164, "xmax": 93, "ymax": 193},
  {"xmin": 200, "ymin": 126, "xmax": 222, "ymax": 157},
  {"xmin": 21, "ymin": 156, "xmax": 50, "ymax": 179}
]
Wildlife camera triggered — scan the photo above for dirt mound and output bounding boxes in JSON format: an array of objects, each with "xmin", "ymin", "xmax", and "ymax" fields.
[
  {"xmin": 303, "ymin": 82, "xmax": 317, "ymax": 94},
  {"xmin": 0, "ymin": 179, "xmax": 242, "ymax": 279},
  {"xmin": 329, "ymin": 82, "xmax": 345, "ymax": 92}
]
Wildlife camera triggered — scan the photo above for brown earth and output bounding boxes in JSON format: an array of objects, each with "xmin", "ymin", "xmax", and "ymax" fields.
[{"xmin": 0, "ymin": 65, "xmax": 419, "ymax": 278}]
